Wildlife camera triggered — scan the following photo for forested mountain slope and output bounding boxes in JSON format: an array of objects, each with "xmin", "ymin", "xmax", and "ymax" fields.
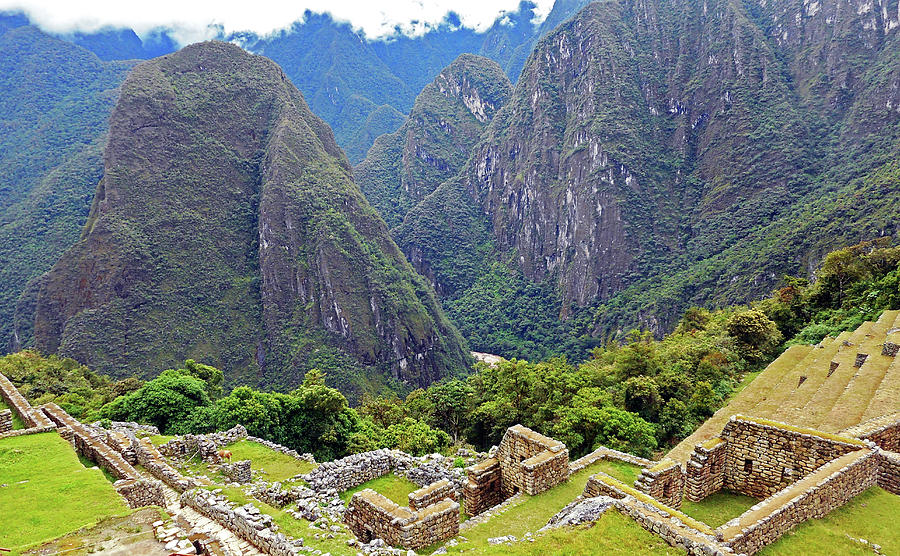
[
  {"xmin": 0, "ymin": 24, "xmax": 133, "ymax": 354},
  {"xmin": 388, "ymin": 0, "xmax": 900, "ymax": 359},
  {"xmin": 25, "ymin": 42, "xmax": 471, "ymax": 395}
]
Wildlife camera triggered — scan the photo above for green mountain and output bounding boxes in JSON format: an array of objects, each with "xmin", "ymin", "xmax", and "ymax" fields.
[
  {"xmin": 27, "ymin": 42, "xmax": 471, "ymax": 395},
  {"xmin": 0, "ymin": 25, "xmax": 133, "ymax": 353},
  {"xmin": 354, "ymin": 54, "xmax": 513, "ymax": 230},
  {"xmin": 389, "ymin": 0, "xmax": 900, "ymax": 359}
]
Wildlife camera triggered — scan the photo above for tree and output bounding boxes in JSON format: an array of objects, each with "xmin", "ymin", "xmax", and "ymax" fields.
[
  {"xmin": 102, "ymin": 369, "xmax": 211, "ymax": 433},
  {"xmin": 726, "ymin": 310, "xmax": 783, "ymax": 361}
]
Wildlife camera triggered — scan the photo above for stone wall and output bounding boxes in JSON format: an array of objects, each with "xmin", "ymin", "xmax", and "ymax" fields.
[
  {"xmin": 876, "ymin": 450, "xmax": 900, "ymax": 495},
  {"xmin": 634, "ymin": 459, "xmax": 685, "ymax": 509},
  {"xmin": 841, "ymin": 412, "xmax": 900, "ymax": 451},
  {"xmin": 496, "ymin": 425, "xmax": 569, "ymax": 497},
  {"xmin": 0, "ymin": 409, "xmax": 11, "ymax": 434},
  {"xmin": 882, "ymin": 341, "xmax": 899, "ymax": 357},
  {"xmin": 302, "ymin": 449, "xmax": 394, "ymax": 493},
  {"xmin": 159, "ymin": 425, "xmax": 248, "ymax": 463},
  {"xmin": 114, "ymin": 478, "xmax": 166, "ymax": 509},
  {"xmin": 721, "ymin": 416, "xmax": 865, "ymax": 498},
  {"xmin": 569, "ymin": 446, "xmax": 652, "ymax": 474},
  {"xmin": 721, "ymin": 449, "xmax": 879, "ymax": 555},
  {"xmin": 42, "ymin": 403, "xmax": 140, "ymax": 481},
  {"xmin": 221, "ymin": 460, "xmax": 251, "ymax": 484},
  {"xmin": 685, "ymin": 438, "xmax": 727, "ymax": 501},
  {"xmin": 0, "ymin": 372, "xmax": 54, "ymax": 429},
  {"xmin": 408, "ymin": 479, "xmax": 456, "ymax": 511},
  {"xmin": 181, "ymin": 489, "xmax": 299, "ymax": 556},
  {"xmin": 344, "ymin": 489, "xmax": 459, "ymax": 549},
  {"xmin": 136, "ymin": 437, "xmax": 198, "ymax": 492},
  {"xmin": 463, "ymin": 457, "xmax": 502, "ymax": 516}
]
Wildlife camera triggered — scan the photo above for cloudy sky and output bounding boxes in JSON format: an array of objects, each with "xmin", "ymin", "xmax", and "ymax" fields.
[{"xmin": 0, "ymin": 0, "xmax": 554, "ymax": 43}]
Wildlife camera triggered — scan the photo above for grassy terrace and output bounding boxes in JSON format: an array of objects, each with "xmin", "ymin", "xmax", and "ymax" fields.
[
  {"xmin": 761, "ymin": 487, "xmax": 899, "ymax": 555},
  {"xmin": 340, "ymin": 473, "xmax": 420, "ymax": 506},
  {"xmin": 0, "ymin": 432, "xmax": 131, "ymax": 554},
  {"xmin": 472, "ymin": 510, "xmax": 680, "ymax": 555},
  {"xmin": 680, "ymin": 491, "xmax": 757, "ymax": 527},
  {"xmin": 226, "ymin": 440, "xmax": 317, "ymax": 481},
  {"xmin": 427, "ymin": 459, "xmax": 642, "ymax": 554}
]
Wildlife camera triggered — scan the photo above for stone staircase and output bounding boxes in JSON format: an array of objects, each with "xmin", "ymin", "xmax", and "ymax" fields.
[{"xmin": 141, "ymin": 469, "xmax": 264, "ymax": 556}]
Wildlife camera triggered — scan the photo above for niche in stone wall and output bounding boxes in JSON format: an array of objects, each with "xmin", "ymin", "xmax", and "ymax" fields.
[{"xmin": 744, "ymin": 459, "xmax": 753, "ymax": 473}]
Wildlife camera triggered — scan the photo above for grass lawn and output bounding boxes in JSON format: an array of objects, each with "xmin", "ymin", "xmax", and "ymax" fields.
[
  {"xmin": 339, "ymin": 473, "xmax": 419, "ymax": 506},
  {"xmin": 0, "ymin": 432, "xmax": 131, "ymax": 553},
  {"xmin": 761, "ymin": 487, "xmax": 900, "ymax": 556},
  {"xmin": 147, "ymin": 434, "xmax": 174, "ymax": 446},
  {"xmin": 226, "ymin": 440, "xmax": 317, "ymax": 481},
  {"xmin": 0, "ymin": 399, "xmax": 25, "ymax": 429},
  {"xmin": 472, "ymin": 510, "xmax": 681, "ymax": 555},
  {"xmin": 430, "ymin": 459, "xmax": 640, "ymax": 554},
  {"xmin": 680, "ymin": 490, "xmax": 757, "ymax": 527}
]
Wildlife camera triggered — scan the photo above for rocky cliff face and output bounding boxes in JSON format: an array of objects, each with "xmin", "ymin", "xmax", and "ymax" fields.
[
  {"xmin": 355, "ymin": 54, "xmax": 513, "ymax": 229},
  {"xmin": 29, "ymin": 42, "xmax": 470, "ymax": 391},
  {"xmin": 394, "ymin": 0, "xmax": 900, "ymax": 336}
]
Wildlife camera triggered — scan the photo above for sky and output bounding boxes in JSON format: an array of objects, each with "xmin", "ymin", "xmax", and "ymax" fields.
[{"xmin": 0, "ymin": 0, "xmax": 555, "ymax": 43}]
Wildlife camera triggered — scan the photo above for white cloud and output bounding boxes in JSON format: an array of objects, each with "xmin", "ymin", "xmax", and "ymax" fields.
[{"xmin": 0, "ymin": 0, "xmax": 555, "ymax": 43}]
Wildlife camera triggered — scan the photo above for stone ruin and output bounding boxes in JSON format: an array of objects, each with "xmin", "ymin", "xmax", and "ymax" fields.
[
  {"xmin": 463, "ymin": 424, "xmax": 569, "ymax": 516},
  {"xmin": 344, "ymin": 480, "xmax": 460, "ymax": 549},
  {"xmin": 577, "ymin": 413, "xmax": 900, "ymax": 556}
]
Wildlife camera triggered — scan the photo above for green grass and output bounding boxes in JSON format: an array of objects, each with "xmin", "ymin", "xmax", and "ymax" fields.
[
  {"xmin": 147, "ymin": 434, "xmax": 174, "ymax": 446},
  {"xmin": 431, "ymin": 460, "xmax": 640, "ymax": 554},
  {"xmin": 591, "ymin": 459, "xmax": 642, "ymax": 485},
  {"xmin": 471, "ymin": 510, "xmax": 681, "ymax": 555},
  {"xmin": 0, "ymin": 399, "xmax": 25, "ymax": 430},
  {"xmin": 76, "ymin": 453, "xmax": 117, "ymax": 484},
  {"xmin": 680, "ymin": 490, "xmax": 757, "ymax": 527},
  {"xmin": 0, "ymin": 432, "xmax": 131, "ymax": 553},
  {"xmin": 339, "ymin": 473, "xmax": 419, "ymax": 506},
  {"xmin": 226, "ymin": 440, "xmax": 317, "ymax": 482},
  {"xmin": 760, "ymin": 487, "xmax": 900, "ymax": 556}
]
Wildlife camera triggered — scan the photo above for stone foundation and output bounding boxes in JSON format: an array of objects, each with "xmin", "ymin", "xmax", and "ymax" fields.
[
  {"xmin": 344, "ymin": 489, "xmax": 459, "ymax": 549},
  {"xmin": 136, "ymin": 437, "xmax": 198, "ymax": 492},
  {"xmin": 634, "ymin": 459, "xmax": 685, "ymax": 509},
  {"xmin": 302, "ymin": 449, "xmax": 394, "ymax": 492},
  {"xmin": 686, "ymin": 438, "xmax": 727, "ymax": 501},
  {"xmin": 876, "ymin": 450, "xmax": 900, "ymax": 495}
]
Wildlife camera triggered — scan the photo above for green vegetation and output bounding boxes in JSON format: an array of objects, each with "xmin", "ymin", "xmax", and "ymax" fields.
[
  {"xmin": 761, "ymin": 487, "xmax": 900, "ymax": 556},
  {"xmin": 680, "ymin": 491, "xmax": 757, "ymax": 527},
  {"xmin": 452, "ymin": 511, "xmax": 681, "ymax": 556},
  {"xmin": 28, "ymin": 40, "xmax": 470, "ymax": 398},
  {"xmin": 0, "ymin": 26, "xmax": 131, "ymax": 355},
  {"xmin": 339, "ymin": 473, "xmax": 420, "ymax": 506},
  {"xmin": 226, "ymin": 440, "xmax": 317, "ymax": 481},
  {"xmin": 0, "ymin": 432, "xmax": 130, "ymax": 552}
]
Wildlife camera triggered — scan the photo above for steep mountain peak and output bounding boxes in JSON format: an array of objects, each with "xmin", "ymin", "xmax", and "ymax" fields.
[
  {"xmin": 354, "ymin": 54, "xmax": 513, "ymax": 229},
  {"xmin": 29, "ymin": 40, "xmax": 470, "ymax": 394}
]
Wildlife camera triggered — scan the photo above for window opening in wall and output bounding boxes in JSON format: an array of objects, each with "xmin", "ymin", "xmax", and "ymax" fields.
[
  {"xmin": 663, "ymin": 480, "xmax": 673, "ymax": 498},
  {"xmin": 744, "ymin": 459, "xmax": 753, "ymax": 473},
  {"xmin": 781, "ymin": 467, "xmax": 792, "ymax": 482}
]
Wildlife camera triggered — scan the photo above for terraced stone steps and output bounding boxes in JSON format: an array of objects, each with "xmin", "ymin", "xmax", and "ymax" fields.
[
  {"xmin": 792, "ymin": 314, "xmax": 895, "ymax": 429},
  {"xmin": 820, "ymin": 311, "xmax": 900, "ymax": 431},
  {"xmin": 748, "ymin": 329, "xmax": 857, "ymax": 420}
]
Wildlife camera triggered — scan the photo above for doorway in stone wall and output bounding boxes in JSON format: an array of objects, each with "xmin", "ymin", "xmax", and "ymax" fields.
[{"xmin": 360, "ymin": 525, "xmax": 374, "ymax": 543}]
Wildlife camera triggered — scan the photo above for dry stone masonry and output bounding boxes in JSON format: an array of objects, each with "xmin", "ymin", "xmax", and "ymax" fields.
[
  {"xmin": 0, "ymin": 371, "xmax": 54, "ymax": 434},
  {"xmin": 634, "ymin": 458, "xmax": 686, "ymax": 509},
  {"xmin": 463, "ymin": 425, "xmax": 569, "ymax": 517},
  {"xmin": 222, "ymin": 460, "xmax": 252, "ymax": 483},
  {"xmin": 160, "ymin": 425, "xmax": 249, "ymax": 463},
  {"xmin": 0, "ymin": 409, "xmax": 11, "ymax": 434},
  {"xmin": 344, "ymin": 487, "xmax": 459, "ymax": 549}
]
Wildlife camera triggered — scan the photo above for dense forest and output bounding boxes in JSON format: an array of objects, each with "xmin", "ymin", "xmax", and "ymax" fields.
[{"xmin": 5, "ymin": 241, "xmax": 897, "ymax": 461}]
